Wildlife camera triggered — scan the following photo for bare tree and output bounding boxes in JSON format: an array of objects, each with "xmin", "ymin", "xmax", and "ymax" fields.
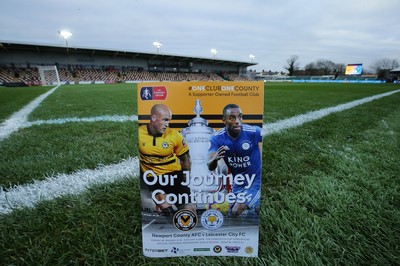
[
  {"xmin": 304, "ymin": 62, "xmax": 318, "ymax": 75},
  {"xmin": 333, "ymin": 63, "xmax": 346, "ymax": 75},
  {"xmin": 285, "ymin": 55, "xmax": 299, "ymax": 76},
  {"xmin": 315, "ymin": 60, "xmax": 336, "ymax": 75},
  {"xmin": 370, "ymin": 58, "xmax": 399, "ymax": 74},
  {"xmin": 304, "ymin": 60, "xmax": 345, "ymax": 76}
]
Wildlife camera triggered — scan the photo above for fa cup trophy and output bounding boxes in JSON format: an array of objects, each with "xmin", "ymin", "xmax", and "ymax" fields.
[{"xmin": 181, "ymin": 99, "xmax": 215, "ymax": 192}]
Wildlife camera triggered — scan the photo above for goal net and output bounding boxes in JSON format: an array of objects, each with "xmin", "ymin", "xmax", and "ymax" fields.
[{"xmin": 37, "ymin": 65, "xmax": 60, "ymax": 86}]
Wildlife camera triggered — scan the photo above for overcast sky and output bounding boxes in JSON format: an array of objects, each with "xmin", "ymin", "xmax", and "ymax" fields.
[{"xmin": 1, "ymin": 0, "xmax": 399, "ymax": 72}]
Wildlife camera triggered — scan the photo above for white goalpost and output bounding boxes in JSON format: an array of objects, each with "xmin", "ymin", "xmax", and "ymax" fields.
[{"xmin": 37, "ymin": 65, "xmax": 60, "ymax": 86}]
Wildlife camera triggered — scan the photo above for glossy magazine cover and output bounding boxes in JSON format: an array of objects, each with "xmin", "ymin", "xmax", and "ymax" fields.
[{"xmin": 137, "ymin": 81, "xmax": 264, "ymax": 257}]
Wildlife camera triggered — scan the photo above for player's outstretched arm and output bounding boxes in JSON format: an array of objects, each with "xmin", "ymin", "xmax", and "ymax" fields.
[{"xmin": 207, "ymin": 146, "xmax": 229, "ymax": 171}]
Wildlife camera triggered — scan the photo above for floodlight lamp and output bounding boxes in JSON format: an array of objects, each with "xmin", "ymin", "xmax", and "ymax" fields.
[
  {"xmin": 211, "ymin": 48, "xmax": 218, "ymax": 58},
  {"xmin": 153, "ymin": 41, "xmax": 162, "ymax": 53},
  {"xmin": 153, "ymin": 41, "xmax": 162, "ymax": 48},
  {"xmin": 59, "ymin": 30, "xmax": 72, "ymax": 40},
  {"xmin": 249, "ymin": 54, "xmax": 255, "ymax": 61}
]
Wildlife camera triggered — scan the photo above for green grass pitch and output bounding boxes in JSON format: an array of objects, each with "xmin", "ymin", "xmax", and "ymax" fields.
[{"xmin": 0, "ymin": 82, "xmax": 399, "ymax": 265}]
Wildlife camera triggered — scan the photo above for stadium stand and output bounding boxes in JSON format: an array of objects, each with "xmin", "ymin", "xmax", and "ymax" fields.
[
  {"xmin": 0, "ymin": 66, "xmax": 251, "ymax": 86},
  {"xmin": 1, "ymin": 65, "xmax": 386, "ymax": 86},
  {"xmin": 335, "ymin": 75, "xmax": 380, "ymax": 81},
  {"xmin": 0, "ymin": 42, "xmax": 256, "ymax": 86},
  {"xmin": 0, "ymin": 67, "xmax": 14, "ymax": 83}
]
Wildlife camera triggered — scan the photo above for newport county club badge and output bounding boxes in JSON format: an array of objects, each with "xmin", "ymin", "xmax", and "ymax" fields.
[{"xmin": 173, "ymin": 209, "xmax": 198, "ymax": 231}]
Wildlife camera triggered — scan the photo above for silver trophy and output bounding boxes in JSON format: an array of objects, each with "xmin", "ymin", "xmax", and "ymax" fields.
[{"xmin": 181, "ymin": 99, "xmax": 215, "ymax": 192}]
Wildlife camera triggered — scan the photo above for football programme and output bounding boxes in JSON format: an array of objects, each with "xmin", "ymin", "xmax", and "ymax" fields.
[{"xmin": 137, "ymin": 81, "xmax": 264, "ymax": 257}]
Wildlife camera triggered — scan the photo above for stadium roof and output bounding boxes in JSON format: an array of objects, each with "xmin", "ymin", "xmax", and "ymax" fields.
[
  {"xmin": 0, "ymin": 41, "xmax": 257, "ymax": 68},
  {"xmin": 390, "ymin": 67, "xmax": 400, "ymax": 73}
]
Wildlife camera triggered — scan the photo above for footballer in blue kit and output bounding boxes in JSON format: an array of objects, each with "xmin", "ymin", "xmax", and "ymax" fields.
[{"xmin": 208, "ymin": 104, "xmax": 262, "ymax": 216}]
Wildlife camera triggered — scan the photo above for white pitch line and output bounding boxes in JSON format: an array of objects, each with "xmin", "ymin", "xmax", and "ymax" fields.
[
  {"xmin": 0, "ymin": 157, "xmax": 139, "ymax": 215},
  {"xmin": 22, "ymin": 115, "xmax": 138, "ymax": 128},
  {"xmin": 0, "ymin": 89, "xmax": 399, "ymax": 215},
  {"xmin": 262, "ymin": 89, "xmax": 400, "ymax": 136},
  {"xmin": 0, "ymin": 85, "xmax": 61, "ymax": 141}
]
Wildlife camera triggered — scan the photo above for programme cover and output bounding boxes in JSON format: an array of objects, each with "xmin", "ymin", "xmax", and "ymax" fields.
[{"xmin": 137, "ymin": 81, "xmax": 264, "ymax": 257}]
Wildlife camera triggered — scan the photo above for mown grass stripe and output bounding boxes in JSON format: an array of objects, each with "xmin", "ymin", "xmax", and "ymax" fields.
[{"xmin": 0, "ymin": 89, "xmax": 399, "ymax": 215}]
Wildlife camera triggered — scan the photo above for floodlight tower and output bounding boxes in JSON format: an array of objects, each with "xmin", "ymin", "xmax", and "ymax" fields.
[
  {"xmin": 58, "ymin": 30, "xmax": 72, "ymax": 46},
  {"xmin": 153, "ymin": 41, "xmax": 162, "ymax": 54},
  {"xmin": 211, "ymin": 48, "xmax": 218, "ymax": 58},
  {"xmin": 249, "ymin": 54, "xmax": 255, "ymax": 62}
]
